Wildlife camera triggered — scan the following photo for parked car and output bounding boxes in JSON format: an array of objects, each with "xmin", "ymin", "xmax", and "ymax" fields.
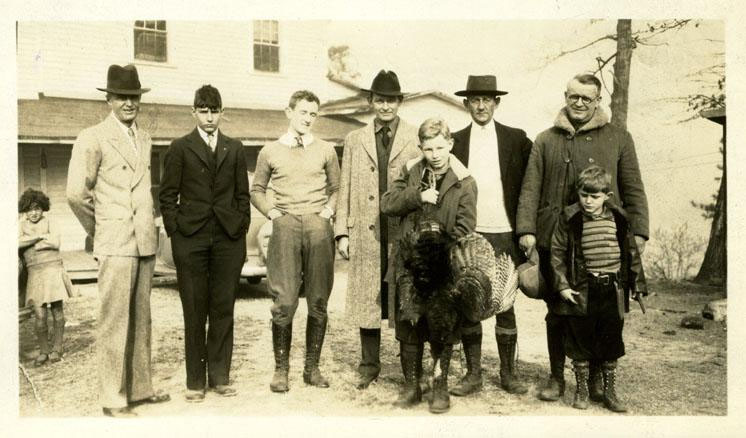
[{"xmin": 155, "ymin": 172, "xmax": 272, "ymax": 283}]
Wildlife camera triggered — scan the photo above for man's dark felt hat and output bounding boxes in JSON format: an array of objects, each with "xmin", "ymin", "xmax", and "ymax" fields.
[{"xmin": 96, "ymin": 64, "xmax": 150, "ymax": 95}]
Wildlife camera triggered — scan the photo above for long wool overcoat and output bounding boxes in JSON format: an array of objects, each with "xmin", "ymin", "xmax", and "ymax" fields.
[{"xmin": 334, "ymin": 120, "xmax": 421, "ymax": 328}]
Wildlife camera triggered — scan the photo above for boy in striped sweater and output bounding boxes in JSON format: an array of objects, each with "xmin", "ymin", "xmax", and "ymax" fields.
[{"xmin": 550, "ymin": 165, "xmax": 646, "ymax": 413}]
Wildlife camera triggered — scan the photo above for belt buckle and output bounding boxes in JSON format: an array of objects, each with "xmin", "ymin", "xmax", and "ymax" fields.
[{"xmin": 592, "ymin": 273, "xmax": 611, "ymax": 285}]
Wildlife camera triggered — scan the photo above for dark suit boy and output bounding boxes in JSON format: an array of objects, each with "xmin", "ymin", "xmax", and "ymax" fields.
[
  {"xmin": 449, "ymin": 75, "xmax": 532, "ymax": 397},
  {"xmin": 159, "ymin": 85, "xmax": 251, "ymax": 402}
]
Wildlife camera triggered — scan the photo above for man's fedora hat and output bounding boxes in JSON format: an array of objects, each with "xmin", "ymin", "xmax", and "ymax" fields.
[
  {"xmin": 96, "ymin": 64, "xmax": 150, "ymax": 95},
  {"xmin": 360, "ymin": 70, "xmax": 404, "ymax": 97},
  {"xmin": 455, "ymin": 75, "xmax": 508, "ymax": 97}
]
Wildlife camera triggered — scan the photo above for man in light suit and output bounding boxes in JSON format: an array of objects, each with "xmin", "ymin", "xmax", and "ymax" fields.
[
  {"xmin": 159, "ymin": 85, "xmax": 251, "ymax": 402},
  {"xmin": 448, "ymin": 75, "xmax": 533, "ymax": 397},
  {"xmin": 67, "ymin": 64, "xmax": 170, "ymax": 417},
  {"xmin": 334, "ymin": 70, "xmax": 421, "ymax": 392}
]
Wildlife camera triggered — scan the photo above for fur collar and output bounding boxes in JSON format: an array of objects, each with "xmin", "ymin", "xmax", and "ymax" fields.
[
  {"xmin": 554, "ymin": 107, "xmax": 609, "ymax": 136},
  {"xmin": 405, "ymin": 153, "xmax": 471, "ymax": 181}
]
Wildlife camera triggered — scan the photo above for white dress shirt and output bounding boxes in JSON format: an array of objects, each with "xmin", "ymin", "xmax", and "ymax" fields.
[
  {"xmin": 197, "ymin": 126, "xmax": 219, "ymax": 152},
  {"xmin": 468, "ymin": 121, "xmax": 512, "ymax": 233}
]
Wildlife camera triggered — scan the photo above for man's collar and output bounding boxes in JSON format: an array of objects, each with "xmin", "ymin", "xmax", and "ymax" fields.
[
  {"xmin": 374, "ymin": 116, "xmax": 399, "ymax": 133},
  {"xmin": 470, "ymin": 120, "xmax": 495, "ymax": 131},
  {"xmin": 111, "ymin": 113, "xmax": 137, "ymax": 134},
  {"xmin": 279, "ymin": 131, "xmax": 314, "ymax": 148},
  {"xmin": 554, "ymin": 107, "xmax": 609, "ymax": 135},
  {"xmin": 196, "ymin": 126, "xmax": 219, "ymax": 145}
]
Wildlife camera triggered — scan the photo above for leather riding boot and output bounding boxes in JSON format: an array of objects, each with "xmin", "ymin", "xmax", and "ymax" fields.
[
  {"xmin": 449, "ymin": 332, "xmax": 483, "ymax": 396},
  {"xmin": 35, "ymin": 316, "xmax": 50, "ymax": 356},
  {"xmin": 601, "ymin": 361, "xmax": 628, "ymax": 413},
  {"xmin": 50, "ymin": 316, "xmax": 66, "ymax": 362},
  {"xmin": 270, "ymin": 322, "xmax": 292, "ymax": 392},
  {"xmin": 589, "ymin": 361, "xmax": 604, "ymax": 402},
  {"xmin": 572, "ymin": 360, "xmax": 590, "ymax": 410},
  {"xmin": 429, "ymin": 343, "xmax": 452, "ymax": 414},
  {"xmin": 393, "ymin": 343, "xmax": 423, "ymax": 408},
  {"xmin": 303, "ymin": 317, "xmax": 329, "ymax": 388},
  {"xmin": 498, "ymin": 336, "xmax": 528, "ymax": 395},
  {"xmin": 356, "ymin": 328, "xmax": 381, "ymax": 389},
  {"xmin": 539, "ymin": 320, "xmax": 566, "ymax": 401}
]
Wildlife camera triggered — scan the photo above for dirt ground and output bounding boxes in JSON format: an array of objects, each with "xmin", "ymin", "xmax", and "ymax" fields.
[{"xmin": 18, "ymin": 260, "xmax": 726, "ymax": 417}]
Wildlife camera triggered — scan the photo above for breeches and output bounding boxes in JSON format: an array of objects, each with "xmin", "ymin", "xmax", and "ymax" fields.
[
  {"xmin": 563, "ymin": 282, "xmax": 625, "ymax": 361},
  {"xmin": 267, "ymin": 213, "xmax": 335, "ymax": 326}
]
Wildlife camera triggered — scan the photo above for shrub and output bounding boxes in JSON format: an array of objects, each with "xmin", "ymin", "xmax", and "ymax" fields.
[{"xmin": 642, "ymin": 223, "xmax": 706, "ymax": 282}]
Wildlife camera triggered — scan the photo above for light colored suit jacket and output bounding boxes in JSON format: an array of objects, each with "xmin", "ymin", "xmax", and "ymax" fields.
[
  {"xmin": 334, "ymin": 119, "xmax": 421, "ymax": 328},
  {"xmin": 67, "ymin": 113, "xmax": 157, "ymax": 257}
]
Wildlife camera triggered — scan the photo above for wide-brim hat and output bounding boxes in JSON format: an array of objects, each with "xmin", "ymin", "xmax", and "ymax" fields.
[
  {"xmin": 360, "ymin": 69, "xmax": 404, "ymax": 97},
  {"xmin": 455, "ymin": 75, "xmax": 508, "ymax": 97},
  {"xmin": 516, "ymin": 257, "xmax": 548, "ymax": 300},
  {"xmin": 96, "ymin": 64, "xmax": 150, "ymax": 95}
]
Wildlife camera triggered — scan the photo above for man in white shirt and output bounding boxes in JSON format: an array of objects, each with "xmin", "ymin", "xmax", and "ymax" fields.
[{"xmin": 449, "ymin": 75, "xmax": 533, "ymax": 396}]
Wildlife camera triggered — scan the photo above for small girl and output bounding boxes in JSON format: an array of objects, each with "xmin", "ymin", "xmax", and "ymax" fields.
[{"xmin": 19, "ymin": 188, "xmax": 72, "ymax": 366}]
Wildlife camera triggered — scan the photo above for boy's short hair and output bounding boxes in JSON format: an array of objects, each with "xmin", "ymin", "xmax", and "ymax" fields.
[
  {"xmin": 19, "ymin": 188, "xmax": 50, "ymax": 213},
  {"xmin": 576, "ymin": 165, "xmax": 612, "ymax": 193},
  {"xmin": 194, "ymin": 84, "xmax": 222, "ymax": 110},
  {"xmin": 288, "ymin": 90, "xmax": 320, "ymax": 109},
  {"xmin": 418, "ymin": 117, "xmax": 452, "ymax": 144}
]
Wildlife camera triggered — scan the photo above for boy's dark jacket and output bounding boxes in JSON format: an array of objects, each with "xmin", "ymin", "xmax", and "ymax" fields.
[{"xmin": 549, "ymin": 201, "xmax": 647, "ymax": 317}]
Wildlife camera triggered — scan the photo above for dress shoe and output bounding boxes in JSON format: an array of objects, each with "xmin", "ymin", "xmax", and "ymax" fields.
[
  {"xmin": 33, "ymin": 354, "xmax": 48, "ymax": 367},
  {"xmin": 131, "ymin": 392, "xmax": 171, "ymax": 406},
  {"xmin": 210, "ymin": 384, "xmax": 237, "ymax": 397},
  {"xmin": 185, "ymin": 390, "xmax": 205, "ymax": 403},
  {"xmin": 102, "ymin": 407, "xmax": 137, "ymax": 418}
]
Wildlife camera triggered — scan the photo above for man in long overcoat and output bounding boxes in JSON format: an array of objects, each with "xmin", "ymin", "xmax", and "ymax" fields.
[
  {"xmin": 334, "ymin": 70, "xmax": 421, "ymax": 389},
  {"xmin": 67, "ymin": 64, "xmax": 170, "ymax": 417}
]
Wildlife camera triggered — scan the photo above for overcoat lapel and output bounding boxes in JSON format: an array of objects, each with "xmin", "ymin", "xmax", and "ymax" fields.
[
  {"xmin": 388, "ymin": 121, "xmax": 408, "ymax": 164},
  {"xmin": 215, "ymin": 131, "xmax": 229, "ymax": 171},
  {"xmin": 104, "ymin": 115, "xmax": 138, "ymax": 171},
  {"xmin": 361, "ymin": 123, "xmax": 378, "ymax": 167},
  {"xmin": 185, "ymin": 128, "xmax": 211, "ymax": 168}
]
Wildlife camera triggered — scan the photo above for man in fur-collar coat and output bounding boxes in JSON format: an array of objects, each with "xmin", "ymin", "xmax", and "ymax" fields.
[{"xmin": 515, "ymin": 73, "xmax": 649, "ymax": 403}]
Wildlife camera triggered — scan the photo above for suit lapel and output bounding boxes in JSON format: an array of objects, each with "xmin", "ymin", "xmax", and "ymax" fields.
[
  {"xmin": 185, "ymin": 128, "xmax": 212, "ymax": 168},
  {"xmin": 437, "ymin": 169, "xmax": 458, "ymax": 204},
  {"xmin": 131, "ymin": 129, "xmax": 150, "ymax": 187},
  {"xmin": 453, "ymin": 126, "xmax": 471, "ymax": 167},
  {"xmin": 495, "ymin": 121, "xmax": 510, "ymax": 188},
  {"xmin": 215, "ymin": 131, "xmax": 229, "ymax": 171},
  {"xmin": 104, "ymin": 114, "xmax": 137, "ymax": 170},
  {"xmin": 361, "ymin": 123, "xmax": 378, "ymax": 167}
]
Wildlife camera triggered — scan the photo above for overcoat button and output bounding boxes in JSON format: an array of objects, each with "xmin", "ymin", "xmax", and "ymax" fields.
[
  {"xmin": 122, "ymin": 165, "xmax": 127, "ymax": 170},
  {"xmin": 369, "ymin": 195, "xmax": 375, "ymax": 201},
  {"xmin": 589, "ymin": 158, "xmax": 595, "ymax": 163},
  {"xmin": 368, "ymin": 224, "xmax": 375, "ymax": 230},
  {"xmin": 370, "ymin": 166, "xmax": 376, "ymax": 172},
  {"xmin": 586, "ymin": 136, "xmax": 592, "ymax": 141}
]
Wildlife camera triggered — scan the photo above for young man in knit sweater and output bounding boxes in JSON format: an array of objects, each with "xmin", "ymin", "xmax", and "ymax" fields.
[
  {"xmin": 550, "ymin": 165, "xmax": 646, "ymax": 413},
  {"xmin": 250, "ymin": 90, "xmax": 341, "ymax": 392}
]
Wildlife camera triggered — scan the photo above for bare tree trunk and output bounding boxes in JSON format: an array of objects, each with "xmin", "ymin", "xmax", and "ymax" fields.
[
  {"xmin": 695, "ymin": 129, "xmax": 727, "ymax": 288},
  {"xmin": 610, "ymin": 19, "xmax": 633, "ymax": 129}
]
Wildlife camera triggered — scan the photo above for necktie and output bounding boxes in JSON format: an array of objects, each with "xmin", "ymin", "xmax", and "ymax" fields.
[
  {"xmin": 127, "ymin": 127, "xmax": 137, "ymax": 153},
  {"xmin": 207, "ymin": 133, "xmax": 215, "ymax": 151},
  {"xmin": 381, "ymin": 126, "xmax": 390, "ymax": 149},
  {"xmin": 295, "ymin": 136, "xmax": 303, "ymax": 148}
]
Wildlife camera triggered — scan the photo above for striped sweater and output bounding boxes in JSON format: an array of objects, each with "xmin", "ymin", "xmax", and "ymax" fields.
[{"xmin": 581, "ymin": 208, "xmax": 621, "ymax": 273}]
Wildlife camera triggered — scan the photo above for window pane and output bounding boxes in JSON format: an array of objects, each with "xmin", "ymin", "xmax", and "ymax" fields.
[
  {"xmin": 271, "ymin": 21, "xmax": 278, "ymax": 43},
  {"xmin": 156, "ymin": 20, "xmax": 166, "ymax": 31},
  {"xmin": 135, "ymin": 20, "xmax": 144, "ymax": 28},
  {"xmin": 270, "ymin": 46, "xmax": 279, "ymax": 71}
]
